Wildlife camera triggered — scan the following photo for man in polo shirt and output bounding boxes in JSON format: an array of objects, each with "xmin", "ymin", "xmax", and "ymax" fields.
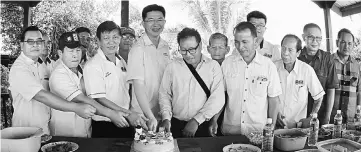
[
  {"xmin": 39, "ymin": 32, "xmax": 56, "ymax": 74},
  {"xmin": 221, "ymin": 22, "xmax": 281, "ymax": 135},
  {"xmin": 119, "ymin": 27, "xmax": 136, "ymax": 63},
  {"xmin": 158, "ymin": 28, "xmax": 225, "ymax": 138},
  {"xmin": 83, "ymin": 21, "xmax": 148, "ymax": 138},
  {"xmin": 49, "ymin": 32, "xmax": 132, "ymax": 137},
  {"xmin": 127, "ymin": 4, "xmax": 171, "ymax": 131},
  {"xmin": 232, "ymin": 11, "xmax": 280, "ymax": 62},
  {"xmin": 274, "ymin": 34, "xmax": 325, "ymax": 129},
  {"xmin": 331, "ymin": 28, "xmax": 360, "ymax": 123},
  {"xmin": 8, "ymin": 26, "xmax": 96, "ymax": 134},
  {"xmin": 298, "ymin": 23, "xmax": 339, "ymax": 125},
  {"xmin": 75, "ymin": 27, "xmax": 93, "ymax": 66}
]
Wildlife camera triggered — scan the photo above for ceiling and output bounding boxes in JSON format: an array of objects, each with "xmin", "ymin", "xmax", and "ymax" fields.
[{"xmin": 313, "ymin": 0, "xmax": 361, "ymax": 17}]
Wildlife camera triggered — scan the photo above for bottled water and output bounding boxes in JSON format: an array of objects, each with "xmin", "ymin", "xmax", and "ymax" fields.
[
  {"xmin": 308, "ymin": 113, "xmax": 319, "ymax": 146},
  {"xmin": 333, "ymin": 110, "xmax": 343, "ymax": 138},
  {"xmin": 262, "ymin": 118, "xmax": 274, "ymax": 152},
  {"xmin": 355, "ymin": 105, "xmax": 361, "ymax": 131}
]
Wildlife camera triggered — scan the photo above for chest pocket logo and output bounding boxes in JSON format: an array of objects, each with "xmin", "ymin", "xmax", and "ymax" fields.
[
  {"xmin": 250, "ymin": 76, "xmax": 268, "ymax": 97},
  {"xmin": 294, "ymin": 80, "xmax": 307, "ymax": 102},
  {"xmin": 105, "ymin": 72, "xmax": 111, "ymax": 77}
]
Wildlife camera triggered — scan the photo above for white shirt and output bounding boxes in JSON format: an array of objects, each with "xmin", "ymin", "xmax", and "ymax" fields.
[
  {"xmin": 221, "ymin": 51, "xmax": 282, "ymax": 135},
  {"xmin": 126, "ymin": 34, "xmax": 171, "ymax": 120},
  {"xmin": 159, "ymin": 55, "xmax": 225, "ymax": 124},
  {"xmin": 274, "ymin": 59, "xmax": 325, "ymax": 127},
  {"xmin": 49, "ymin": 61, "xmax": 91, "ymax": 137},
  {"xmin": 83, "ymin": 49, "xmax": 130, "ymax": 121},
  {"xmin": 9, "ymin": 52, "xmax": 51, "ymax": 134}
]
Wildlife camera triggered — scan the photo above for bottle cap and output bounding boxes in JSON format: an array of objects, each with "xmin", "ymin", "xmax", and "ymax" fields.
[
  {"xmin": 267, "ymin": 118, "xmax": 272, "ymax": 124},
  {"xmin": 337, "ymin": 110, "xmax": 341, "ymax": 114},
  {"xmin": 357, "ymin": 105, "xmax": 361, "ymax": 110},
  {"xmin": 312, "ymin": 113, "xmax": 318, "ymax": 118}
]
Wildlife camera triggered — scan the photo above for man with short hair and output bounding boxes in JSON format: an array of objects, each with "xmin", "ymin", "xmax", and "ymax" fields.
[
  {"xmin": 298, "ymin": 23, "xmax": 339, "ymax": 125},
  {"xmin": 127, "ymin": 4, "xmax": 171, "ymax": 131},
  {"xmin": 206, "ymin": 32, "xmax": 229, "ymax": 136},
  {"xmin": 221, "ymin": 22, "xmax": 281, "ymax": 135},
  {"xmin": 158, "ymin": 28, "xmax": 225, "ymax": 138},
  {"xmin": 49, "ymin": 32, "xmax": 133, "ymax": 137},
  {"xmin": 39, "ymin": 32, "xmax": 57, "ymax": 74},
  {"xmin": 274, "ymin": 34, "xmax": 324, "ymax": 129},
  {"xmin": 232, "ymin": 11, "xmax": 281, "ymax": 62},
  {"xmin": 83, "ymin": 21, "xmax": 148, "ymax": 138},
  {"xmin": 119, "ymin": 27, "xmax": 136, "ymax": 63},
  {"xmin": 75, "ymin": 27, "xmax": 93, "ymax": 66},
  {"xmin": 331, "ymin": 28, "xmax": 360, "ymax": 123},
  {"xmin": 9, "ymin": 26, "xmax": 96, "ymax": 134}
]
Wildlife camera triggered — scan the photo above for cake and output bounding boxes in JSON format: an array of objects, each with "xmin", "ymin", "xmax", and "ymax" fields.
[{"xmin": 132, "ymin": 126, "xmax": 175, "ymax": 152}]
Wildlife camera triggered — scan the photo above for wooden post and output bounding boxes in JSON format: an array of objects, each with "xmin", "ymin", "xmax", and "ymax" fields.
[
  {"xmin": 121, "ymin": 0, "xmax": 129, "ymax": 27},
  {"xmin": 22, "ymin": 3, "xmax": 31, "ymax": 28},
  {"xmin": 323, "ymin": 2, "xmax": 334, "ymax": 53}
]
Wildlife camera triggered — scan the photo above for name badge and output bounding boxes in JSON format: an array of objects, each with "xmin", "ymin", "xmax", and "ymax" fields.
[
  {"xmin": 264, "ymin": 53, "xmax": 272, "ymax": 58},
  {"xmin": 295, "ymin": 80, "xmax": 304, "ymax": 85}
]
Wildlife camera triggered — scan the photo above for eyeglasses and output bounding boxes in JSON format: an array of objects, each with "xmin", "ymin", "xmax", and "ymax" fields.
[
  {"xmin": 121, "ymin": 35, "xmax": 135, "ymax": 41},
  {"xmin": 178, "ymin": 43, "xmax": 200, "ymax": 55},
  {"xmin": 144, "ymin": 19, "xmax": 166, "ymax": 24},
  {"xmin": 23, "ymin": 40, "xmax": 45, "ymax": 45},
  {"xmin": 251, "ymin": 23, "xmax": 266, "ymax": 29},
  {"xmin": 307, "ymin": 35, "xmax": 322, "ymax": 42}
]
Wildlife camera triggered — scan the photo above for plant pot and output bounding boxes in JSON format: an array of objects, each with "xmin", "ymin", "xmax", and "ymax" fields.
[{"xmin": 274, "ymin": 128, "xmax": 308, "ymax": 151}]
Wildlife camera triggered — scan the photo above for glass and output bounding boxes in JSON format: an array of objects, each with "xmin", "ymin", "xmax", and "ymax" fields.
[
  {"xmin": 23, "ymin": 40, "xmax": 45, "ymax": 45},
  {"xmin": 178, "ymin": 42, "xmax": 200, "ymax": 55},
  {"xmin": 144, "ymin": 19, "xmax": 166, "ymax": 24},
  {"xmin": 307, "ymin": 35, "xmax": 322, "ymax": 42},
  {"xmin": 121, "ymin": 35, "xmax": 135, "ymax": 41}
]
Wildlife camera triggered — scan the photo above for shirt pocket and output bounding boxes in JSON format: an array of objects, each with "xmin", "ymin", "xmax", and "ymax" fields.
[
  {"xmin": 250, "ymin": 77, "xmax": 268, "ymax": 97},
  {"xmin": 350, "ymin": 74, "xmax": 358, "ymax": 87},
  {"xmin": 294, "ymin": 84, "xmax": 307, "ymax": 103}
]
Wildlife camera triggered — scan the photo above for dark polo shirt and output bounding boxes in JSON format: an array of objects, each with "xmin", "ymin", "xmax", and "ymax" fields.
[{"xmin": 298, "ymin": 47, "xmax": 339, "ymax": 125}]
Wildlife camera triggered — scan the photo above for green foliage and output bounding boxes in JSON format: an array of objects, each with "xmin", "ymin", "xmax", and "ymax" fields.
[{"xmin": 1, "ymin": 3, "xmax": 23, "ymax": 57}]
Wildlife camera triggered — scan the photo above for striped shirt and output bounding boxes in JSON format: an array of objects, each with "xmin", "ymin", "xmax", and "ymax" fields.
[{"xmin": 331, "ymin": 52, "xmax": 361, "ymax": 123}]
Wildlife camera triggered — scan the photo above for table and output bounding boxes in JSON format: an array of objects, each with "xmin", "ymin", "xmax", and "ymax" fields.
[{"xmin": 45, "ymin": 135, "xmax": 317, "ymax": 152}]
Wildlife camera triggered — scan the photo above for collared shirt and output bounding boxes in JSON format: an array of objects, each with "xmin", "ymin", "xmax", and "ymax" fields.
[
  {"xmin": 83, "ymin": 48, "xmax": 130, "ymax": 122},
  {"xmin": 221, "ymin": 51, "xmax": 282, "ymax": 135},
  {"xmin": 331, "ymin": 52, "xmax": 361, "ymax": 123},
  {"xmin": 38, "ymin": 56, "xmax": 57, "ymax": 75},
  {"xmin": 298, "ymin": 48, "xmax": 339, "ymax": 120},
  {"xmin": 275, "ymin": 59, "xmax": 325, "ymax": 127},
  {"xmin": 8, "ymin": 52, "xmax": 51, "ymax": 134},
  {"xmin": 126, "ymin": 34, "xmax": 171, "ymax": 120},
  {"xmin": 232, "ymin": 40, "xmax": 281, "ymax": 62},
  {"xmin": 159, "ymin": 55, "xmax": 225, "ymax": 124},
  {"xmin": 49, "ymin": 61, "xmax": 91, "ymax": 137}
]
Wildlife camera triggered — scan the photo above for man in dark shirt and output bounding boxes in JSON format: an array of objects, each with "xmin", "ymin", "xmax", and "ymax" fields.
[{"xmin": 298, "ymin": 23, "xmax": 339, "ymax": 125}]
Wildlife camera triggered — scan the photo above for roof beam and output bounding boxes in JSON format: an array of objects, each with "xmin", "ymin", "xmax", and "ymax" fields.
[{"xmin": 340, "ymin": 2, "xmax": 361, "ymax": 17}]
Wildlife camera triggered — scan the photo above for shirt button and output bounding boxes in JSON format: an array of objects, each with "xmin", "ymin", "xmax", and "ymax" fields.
[
  {"xmin": 243, "ymin": 111, "xmax": 245, "ymax": 113},
  {"xmin": 246, "ymin": 78, "xmax": 248, "ymax": 80},
  {"xmin": 244, "ymin": 100, "xmax": 246, "ymax": 102},
  {"xmin": 242, "ymin": 121, "xmax": 244, "ymax": 123},
  {"xmin": 245, "ymin": 89, "xmax": 247, "ymax": 91}
]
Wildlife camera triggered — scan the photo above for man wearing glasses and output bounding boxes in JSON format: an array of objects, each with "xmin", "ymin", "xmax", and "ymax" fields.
[
  {"xmin": 158, "ymin": 28, "xmax": 225, "ymax": 138},
  {"xmin": 119, "ymin": 27, "xmax": 136, "ymax": 63},
  {"xmin": 8, "ymin": 26, "xmax": 96, "ymax": 134},
  {"xmin": 232, "ymin": 11, "xmax": 281, "ymax": 62},
  {"xmin": 126, "ymin": 4, "xmax": 171, "ymax": 131},
  {"xmin": 298, "ymin": 23, "xmax": 339, "ymax": 125}
]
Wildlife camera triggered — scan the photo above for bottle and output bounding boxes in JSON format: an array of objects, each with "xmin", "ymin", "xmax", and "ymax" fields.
[
  {"xmin": 262, "ymin": 118, "xmax": 274, "ymax": 152},
  {"xmin": 355, "ymin": 105, "xmax": 361, "ymax": 131},
  {"xmin": 333, "ymin": 110, "xmax": 343, "ymax": 138},
  {"xmin": 308, "ymin": 113, "xmax": 319, "ymax": 146}
]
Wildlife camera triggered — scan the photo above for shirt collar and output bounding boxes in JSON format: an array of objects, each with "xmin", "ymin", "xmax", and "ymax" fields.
[
  {"xmin": 300, "ymin": 47, "xmax": 323, "ymax": 60},
  {"xmin": 60, "ymin": 60, "xmax": 83, "ymax": 76},
  {"xmin": 232, "ymin": 50, "xmax": 262, "ymax": 65},
  {"xmin": 142, "ymin": 34, "xmax": 167, "ymax": 48},
  {"xmin": 259, "ymin": 39, "xmax": 264, "ymax": 49},
  {"xmin": 280, "ymin": 59, "xmax": 300, "ymax": 75},
  {"xmin": 97, "ymin": 48, "xmax": 122, "ymax": 63},
  {"xmin": 20, "ymin": 52, "xmax": 39, "ymax": 65},
  {"xmin": 334, "ymin": 51, "xmax": 355, "ymax": 63}
]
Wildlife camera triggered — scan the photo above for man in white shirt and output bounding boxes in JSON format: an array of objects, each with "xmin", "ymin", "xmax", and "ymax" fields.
[
  {"xmin": 158, "ymin": 28, "xmax": 225, "ymax": 138},
  {"xmin": 126, "ymin": 4, "xmax": 171, "ymax": 131},
  {"xmin": 221, "ymin": 22, "xmax": 281, "ymax": 135},
  {"xmin": 83, "ymin": 21, "xmax": 148, "ymax": 138},
  {"xmin": 9, "ymin": 26, "xmax": 96, "ymax": 134},
  {"xmin": 274, "ymin": 34, "xmax": 324, "ymax": 129},
  {"xmin": 49, "ymin": 32, "xmax": 132, "ymax": 137}
]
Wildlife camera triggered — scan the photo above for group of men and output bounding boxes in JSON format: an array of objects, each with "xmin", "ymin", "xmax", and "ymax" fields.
[{"xmin": 9, "ymin": 4, "xmax": 359, "ymax": 139}]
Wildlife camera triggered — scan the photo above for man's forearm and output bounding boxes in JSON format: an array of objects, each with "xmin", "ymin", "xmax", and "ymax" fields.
[
  {"xmin": 95, "ymin": 97, "xmax": 131, "ymax": 114},
  {"xmin": 34, "ymin": 90, "xmax": 78, "ymax": 112},
  {"xmin": 325, "ymin": 89, "xmax": 335, "ymax": 121},
  {"xmin": 311, "ymin": 97, "xmax": 323, "ymax": 115},
  {"xmin": 134, "ymin": 80, "xmax": 155, "ymax": 119},
  {"xmin": 268, "ymin": 96, "xmax": 280, "ymax": 126},
  {"xmin": 73, "ymin": 94, "xmax": 114, "ymax": 118}
]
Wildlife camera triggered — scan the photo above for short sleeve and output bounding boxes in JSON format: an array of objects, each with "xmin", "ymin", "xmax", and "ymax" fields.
[
  {"xmin": 8, "ymin": 64, "xmax": 43, "ymax": 102},
  {"xmin": 49, "ymin": 70, "xmax": 82, "ymax": 101},
  {"xmin": 83, "ymin": 63, "xmax": 106, "ymax": 98},
  {"xmin": 126, "ymin": 46, "xmax": 145, "ymax": 82},
  {"xmin": 267, "ymin": 62, "xmax": 282, "ymax": 97},
  {"xmin": 307, "ymin": 66, "xmax": 326, "ymax": 100}
]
